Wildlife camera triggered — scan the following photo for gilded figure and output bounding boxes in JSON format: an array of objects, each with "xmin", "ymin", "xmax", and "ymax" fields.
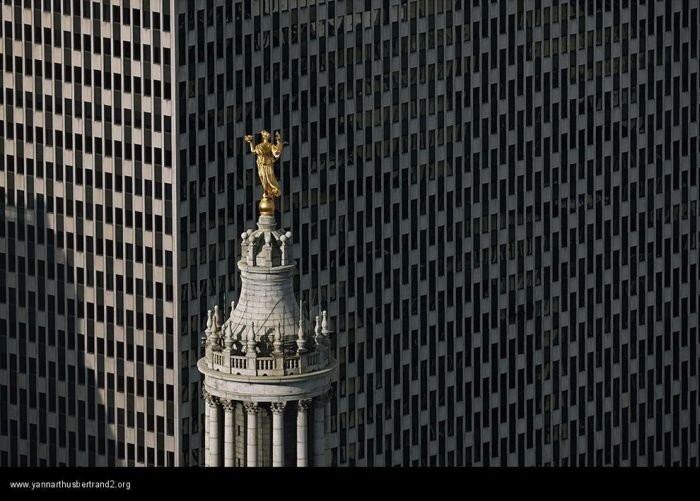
[{"xmin": 244, "ymin": 130, "xmax": 284, "ymax": 200}]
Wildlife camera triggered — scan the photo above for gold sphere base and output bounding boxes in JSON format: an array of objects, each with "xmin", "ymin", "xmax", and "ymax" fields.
[{"xmin": 259, "ymin": 196, "xmax": 275, "ymax": 216}]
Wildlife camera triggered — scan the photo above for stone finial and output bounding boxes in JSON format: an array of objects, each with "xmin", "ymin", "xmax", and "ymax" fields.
[
  {"xmin": 284, "ymin": 232, "xmax": 293, "ymax": 263},
  {"xmin": 223, "ymin": 318, "xmax": 234, "ymax": 350},
  {"xmin": 223, "ymin": 325, "xmax": 234, "ymax": 350},
  {"xmin": 279, "ymin": 234, "xmax": 288, "ymax": 265},
  {"xmin": 213, "ymin": 305, "xmax": 222, "ymax": 331},
  {"xmin": 206, "ymin": 309, "xmax": 220, "ymax": 347},
  {"xmin": 297, "ymin": 319, "xmax": 307, "ymax": 354},
  {"xmin": 297, "ymin": 311, "xmax": 306, "ymax": 352},
  {"xmin": 228, "ymin": 298, "xmax": 236, "ymax": 323},
  {"xmin": 273, "ymin": 324, "xmax": 283, "ymax": 355},
  {"xmin": 240, "ymin": 232, "xmax": 249, "ymax": 257},
  {"xmin": 224, "ymin": 301, "xmax": 236, "ymax": 350},
  {"xmin": 314, "ymin": 315, "xmax": 322, "ymax": 345},
  {"xmin": 247, "ymin": 230, "xmax": 256, "ymax": 264},
  {"xmin": 321, "ymin": 310, "xmax": 329, "ymax": 335},
  {"xmin": 280, "ymin": 231, "xmax": 292, "ymax": 265},
  {"xmin": 246, "ymin": 321, "xmax": 257, "ymax": 354}
]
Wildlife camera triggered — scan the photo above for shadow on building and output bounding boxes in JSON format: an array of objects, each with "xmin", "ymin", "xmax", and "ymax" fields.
[{"xmin": 0, "ymin": 191, "xmax": 115, "ymax": 466}]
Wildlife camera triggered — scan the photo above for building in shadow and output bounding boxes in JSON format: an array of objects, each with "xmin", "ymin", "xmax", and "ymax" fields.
[
  {"xmin": 0, "ymin": 192, "xmax": 120, "ymax": 465},
  {"xmin": 0, "ymin": 1, "xmax": 178, "ymax": 465}
]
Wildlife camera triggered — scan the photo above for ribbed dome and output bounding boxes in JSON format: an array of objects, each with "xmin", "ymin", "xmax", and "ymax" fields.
[
  {"xmin": 218, "ymin": 214, "xmax": 313, "ymax": 350},
  {"xmin": 202, "ymin": 212, "xmax": 332, "ymax": 377}
]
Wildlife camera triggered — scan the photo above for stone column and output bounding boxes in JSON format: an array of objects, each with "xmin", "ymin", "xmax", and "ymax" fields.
[
  {"xmin": 244, "ymin": 402, "xmax": 258, "ymax": 467},
  {"xmin": 313, "ymin": 394, "xmax": 327, "ymax": 466},
  {"xmin": 203, "ymin": 390, "xmax": 211, "ymax": 466},
  {"xmin": 223, "ymin": 400, "xmax": 235, "ymax": 467},
  {"xmin": 208, "ymin": 396, "xmax": 220, "ymax": 467},
  {"xmin": 296, "ymin": 399, "xmax": 311, "ymax": 467},
  {"xmin": 324, "ymin": 392, "xmax": 331, "ymax": 465},
  {"xmin": 271, "ymin": 402, "xmax": 286, "ymax": 467}
]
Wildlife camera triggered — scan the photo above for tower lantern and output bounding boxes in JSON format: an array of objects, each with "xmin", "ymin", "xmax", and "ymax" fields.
[{"xmin": 198, "ymin": 131, "xmax": 336, "ymax": 467}]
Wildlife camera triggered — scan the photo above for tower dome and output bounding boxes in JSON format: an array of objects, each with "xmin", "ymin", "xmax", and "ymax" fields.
[
  {"xmin": 218, "ymin": 215, "xmax": 310, "ymax": 360},
  {"xmin": 204, "ymin": 213, "xmax": 331, "ymax": 377}
]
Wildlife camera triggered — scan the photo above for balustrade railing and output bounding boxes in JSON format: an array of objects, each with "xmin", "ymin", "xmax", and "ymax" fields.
[
  {"xmin": 212, "ymin": 352, "xmax": 225, "ymax": 366},
  {"xmin": 256, "ymin": 358, "xmax": 274, "ymax": 371},
  {"xmin": 209, "ymin": 345, "xmax": 330, "ymax": 377}
]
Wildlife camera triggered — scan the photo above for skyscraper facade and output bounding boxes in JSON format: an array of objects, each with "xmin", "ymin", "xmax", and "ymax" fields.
[
  {"xmin": 1, "ymin": 0, "xmax": 178, "ymax": 465},
  {"xmin": 178, "ymin": 0, "xmax": 699, "ymax": 467},
  {"xmin": 2, "ymin": 0, "xmax": 698, "ymax": 468}
]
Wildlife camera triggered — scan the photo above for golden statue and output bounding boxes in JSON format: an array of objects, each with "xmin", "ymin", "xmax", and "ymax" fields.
[{"xmin": 244, "ymin": 130, "xmax": 284, "ymax": 216}]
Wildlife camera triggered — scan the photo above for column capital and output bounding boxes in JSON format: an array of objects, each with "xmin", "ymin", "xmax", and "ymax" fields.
[
  {"xmin": 271, "ymin": 401, "xmax": 287, "ymax": 414},
  {"xmin": 204, "ymin": 390, "xmax": 218, "ymax": 407},
  {"xmin": 244, "ymin": 401, "xmax": 259, "ymax": 414},
  {"xmin": 298, "ymin": 399, "xmax": 312, "ymax": 412},
  {"xmin": 221, "ymin": 399, "xmax": 235, "ymax": 412}
]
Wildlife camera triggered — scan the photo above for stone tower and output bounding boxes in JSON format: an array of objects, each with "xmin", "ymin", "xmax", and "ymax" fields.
[{"xmin": 197, "ymin": 209, "xmax": 336, "ymax": 467}]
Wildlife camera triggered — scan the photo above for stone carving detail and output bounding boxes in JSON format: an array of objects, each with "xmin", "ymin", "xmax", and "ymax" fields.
[
  {"xmin": 314, "ymin": 315, "xmax": 322, "ymax": 345},
  {"xmin": 271, "ymin": 402, "xmax": 287, "ymax": 414},
  {"xmin": 244, "ymin": 401, "xmax": 259, "ymax": 414},
  {"xmin": 296, "ymin": 309, "xmax": 307, "ymax": 354},
  {"xmin": 321, "ymin": 310, "xmax": 330, "ymax": 335},
  {"xmin": 223, "ymin": 301, "xmax": 235, "ymax": 350},
  {"xmin": 245, "ymin": 322, "xmax": 257, "ymax": 354},
  {"xmin": 298, "ymin": 399, "xmax": 312, "ymax": 412},
  {"xmin": 272, "ymin": 326, "xmax": 283, "ymax": 355},
  {"xmin": 206, "ymin": 309, "xmax": 220, "ymax": 347}
]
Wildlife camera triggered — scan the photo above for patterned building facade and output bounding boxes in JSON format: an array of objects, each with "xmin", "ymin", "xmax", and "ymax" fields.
[
  {"xmin": 176, "ymin": 0, "xmax": 699, "ymax": 467},
  {"xmin": 0, "ymin": 1, "xmax": 179, "ymax": 465},
  {"xmin": 1, "ymin": 0, "xmax": 699, "ymax": 467}
]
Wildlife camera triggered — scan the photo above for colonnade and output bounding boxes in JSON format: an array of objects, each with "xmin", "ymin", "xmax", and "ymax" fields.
[{"xmin": 203, "ymin": 392, "xmax": 330, "ymax": 467}]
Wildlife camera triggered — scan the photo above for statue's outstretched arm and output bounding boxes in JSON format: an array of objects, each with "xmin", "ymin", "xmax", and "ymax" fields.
[
  {"xmin": 243, "ymin": 134, "xmax": 256, "ymax": 153},
  {"xmin": 272, "ymin": 131, "xmax": 283, "ymax": 159}
]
